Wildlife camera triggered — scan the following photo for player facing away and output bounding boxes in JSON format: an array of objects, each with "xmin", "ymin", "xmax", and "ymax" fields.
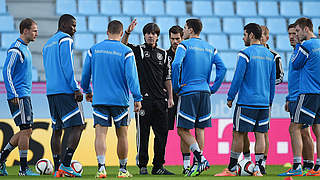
[
  {"xmin": 172, "ymin": 19, "xmax": 226, "ymax": 177},
  {"xmin": 166, "ymin": 25, "xmax": 191, "ymax": 174},
  {"xmin": 42, "ymin": 14, "xmax": 85, "ymax": 177},
  {"xmin": 122, "ymin": 20, "xmax": 174, "ymax": 175},
  {"xmin": 241, "ymin": 25, "xmax": 285, "ymax": 175},
  {"xmin": 216, "ymin": 23, "xmax": 276, "ymax": 177},
  {"xmin": 81, "ymin": 20, "xmax": 142, "ymax": 178},
  {"xmin": 279, "ymin": 17, "xmax": 320, "ymax": 177},
  {"xmin": 284, "ymin": 23, "xmax": 315, "ymax": 175},
  {"xmin": 0, "ymin": 18, "xmax": 39, "ymax": 176}
]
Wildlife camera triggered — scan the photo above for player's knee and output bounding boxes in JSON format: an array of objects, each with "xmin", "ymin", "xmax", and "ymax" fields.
[{"xmin": 20, "ymin": 127, "xmax": 32, "ymax": 137}]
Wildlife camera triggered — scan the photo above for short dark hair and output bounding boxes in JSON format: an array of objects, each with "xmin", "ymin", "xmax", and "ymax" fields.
[
  {"xmin": 288, "ymin": 23, "xmax": 296, "ymax": 30},
  {"xmin": 19, "ymin": 18, "xmax": 36, "ymax": 34},
  {"xmin": 169, "ymin": 25, "xmax": 183, "ymax": 38},
  {"xmin": 58, "ymin": 14, "xmax": 75, "ymax": 30},
  {"xmin": 244, "ymin": 23, "xmax": 262, "ymax": 39},
  {"xmin": 294, "ymin": 17, "xmax": 313, "ymax": 32},
  {"xmin": 318, "ymin": 25, "xmax": 320, "ymax": 30},
  {"xmin": 108, "ymin": 20, "xmax": 123, "ymax": 34},
  {"xmin": 143, "ymin": 23, "xmax": 160, "ymax": 36},
  {"xmin": 186, "ymin": 19, "xmax": 202, "ymax": 35}
]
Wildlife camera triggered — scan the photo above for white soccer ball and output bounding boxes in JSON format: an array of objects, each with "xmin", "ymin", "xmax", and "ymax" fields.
[
  {"xmin": 71, "ymin": 160, "xmax": 83, "ymax": 175},
  {"xmin": 35, "ymin": 158, "xmax": 54, "ymax": 175},
  {"xmin": 236, "ymin": 159, "xmax": 254, "ymax": 176}
]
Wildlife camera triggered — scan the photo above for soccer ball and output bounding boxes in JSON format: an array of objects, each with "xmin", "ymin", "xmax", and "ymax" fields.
[
  {"xmin": 35, "ymin": 158, "xmax": 54, "ymax": 175},
  {"xmin": 64, "ymin": 160, "xmax": 83, "ymax": 177},
  {"xmin": 71, "ymin": 160, "xmax": 83, "ymax": 175},
  {"xmin": 236, "ymin": 159, "xmax": 254, "ymax": 176}
]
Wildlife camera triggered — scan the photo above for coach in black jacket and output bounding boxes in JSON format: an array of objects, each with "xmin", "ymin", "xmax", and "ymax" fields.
[{"xmin": 122, "ymin": 19, "xmax": 174, "ymax": 175}]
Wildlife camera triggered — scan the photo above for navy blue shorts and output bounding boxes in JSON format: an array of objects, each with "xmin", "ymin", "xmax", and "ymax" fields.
[
  {"xmin": 8, "ymin": 96, "xmax": 33, "ymax": 127},
  {"xmin": 292, "ymin": 94, "xmax": 320, "ymax": 126},
  {"xmin": 233, "ymin": 105, "xmax": 270, "ymax": 133},
  {"xmin": 176, "ymin": 92, "xmax": 212, "ymax": 129},
  {"xmin": 93, "ymin": 105, "xmax": 129, "ymax": 128},
  {"xmin": 47, "ymin": 94, "xmax": 85, "ymax": 130}
]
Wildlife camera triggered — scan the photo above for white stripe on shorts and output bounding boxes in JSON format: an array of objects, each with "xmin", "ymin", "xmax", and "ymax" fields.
[{"xmin": 294, "ymin": 94, "xmax": 305, "ymax": 123}]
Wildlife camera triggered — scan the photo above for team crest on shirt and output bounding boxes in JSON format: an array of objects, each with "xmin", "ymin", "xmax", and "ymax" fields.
[
  {"xmin": 139, "ymin": 109, "xmax": 145, "ymax": 116},
  {"xmin": 157, "ymin": 53, "xmax": 163, "ymax": 60},
  {"xmin": 144, "ymin": 51, "xmax": 150, "ymax": 58}
]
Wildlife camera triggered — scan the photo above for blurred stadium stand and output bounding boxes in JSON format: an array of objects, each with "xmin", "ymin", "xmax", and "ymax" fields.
[{"xmin": 1, "ymin": 0, "xmax": 319, "ymax": 82}]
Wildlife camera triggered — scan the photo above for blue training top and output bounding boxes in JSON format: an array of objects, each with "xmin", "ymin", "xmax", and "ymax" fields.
[
  {"xmin": 292, "ymin": 38, "xmax": 320, "ymax": 94},
  {"xmin": 286, "ymin": 47, "xmax": 300, "ymax": 102},
  {"xmin": 3, "ymin": 38, "xmax": 32, "ymax": 100},
  {"xmin": 42, "ymin": 31, "xmax": 80, "ymax": 95},
  {"xmin": 81, "ymin": 39, "xmax": 142, "ymax": 106},
  {"xmin": 227, "ymin": 44, "xmax": 276, "ymax": 107},
  {"xmin": 172, "ymin": 38, "xmax": 226, "ymax": 96}
]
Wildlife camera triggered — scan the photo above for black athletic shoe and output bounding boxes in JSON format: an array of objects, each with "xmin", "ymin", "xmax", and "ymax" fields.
[
  {"xmin": 151, "ymin": 167, "xmax": 175, "ymax": 175},
  {"xmin": 182, "ymin": 166, "xmax": 190, "ymax": 175},
  {"xmin": 139, "ymin": 167, "xmax": 148, "ymax": 175}
]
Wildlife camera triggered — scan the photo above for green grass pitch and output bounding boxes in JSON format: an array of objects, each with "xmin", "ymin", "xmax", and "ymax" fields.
[{"xmin": 1, "ymin": 165, "xmax": 319, "ymax": 179}]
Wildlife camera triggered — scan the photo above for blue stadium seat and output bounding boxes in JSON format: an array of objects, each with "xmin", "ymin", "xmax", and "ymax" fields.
[
  {"xmin": 56, "ymin": 0, "xmax": 76, "ymax": 15},
  {"xmin": 244, "ymin": 17, "xmax": 265, "ymax": 26},
  {"xmin": 0, "ymin": 68, "xmax": 3, "ymax": 81},
  {"xmin": 178, "ymin": 16, "xmax": 197, "ymax": 27},
  {"xmin": 214, "ymin": 0, "xmax": 234, "ymax": 16},
  {"xmin": 88, "ymin": 16, "xmax": 108, "ymax": 33},
  {"xmin": 130, "ymin": 33, "xmax": 141, "ymax": 45},
  {"xmin": 75, "ymin": 16, "xmax": 87, "ymax": 32},
  {"xmin": 1, "ymin": 33, "xmax": 19, "ymax": 49},
  {"xmin": 0, "ymin": 15, "xmax": 14, "ymax": 31},
  {"xmin": 192, "ymin": 0, "xmax": 213, "ymax": 16},
  {"xmin": 280, "ymin": 1, "xmax": 300, "ymax": 17},
  {"xmin": 283, "ymin": 69, "xmax": 288, "ymax": 82},
  {"xmin": 229, "ymin": 35, "xmax": 244, "ymax": 51},
  {"xmin": 145, "ymin": 0, "xmax": 164, "ymax": 16},
  {"xmin": 96, "ymin": 33, "xmax": 106, "ymax": 43},
  {"xmin": 32, "ymin": 68, "xmax": 38, "ymax": 82},
  {"xmin": 285, "ymin": 52, "xmax": 293, "ymax": 69},
  {"xmin": 312, "ymin": 18, "xmax": 320, "ymax": 33},
  {"xmin": 266, "ymin": 18, "xmax": 287, "ymax": 34},
  {"xmin": 223, "ymin": 18, "xmax": 243, "ymax": 34},
  {"xmin": 207, "ymin": 34, "xmax": 228, "ymax": 51},
  {"xmin": 156, "ymin": 17, "xmax": 177, "ymax": 34},
  {"xmin": 258, "ymin": 1, "xmax": 279, "ymax": 17},
  {"xmin": 288, "ymin": 18, "xmax": 298, "ymax": 25},
  {"xmin": 100, "ymin": 0, "xmax": 121, "ymax": 15},
  {"xmin": 219, "ymin": 52, "xmax": 237, "ymax": 69},
  {"xmin": 162, "ymin": 34, "xmax": 170, "ymax": 50},
  {"xmin": 201, "ymin": 17, "xmax": 221, "ymax": 33},
  {"xmin": 166, "ymin": 0, "xmax": 187, "ymax": 16},
  {"xmin": 276, "ymin": 35, "xmax": 291, "ymax": 51},
  {"xmin": 236, "ymin": 1, "xmax": 257, "ymax": 16},
  {"xmin": 267, "ymin": 35, "xmax": 275, "ymax": 50},
  {"xmin": 110, "ymin": 16, "xmax": 131, "ymax": 31},
  {"xmin": 0, "ymin": 0, "xmax": 6, "ymax": 14},
  {"xmin": 123, "ymin": 0, "xmax": 143, "ymax": 15},
  {"xmin": 0, "ymin": 50, "xmax": 6, "ymax": 67},
  {"xmin": 133, "ymin": 17, "xmax": 153, "ymax": 33},
  {"xmin": 78, "ymin": 0, "xmax": 98, "ymax": 15},
  {"xmin": 303, "ymin": 1, "xmax": 320, "ymax": 17},
  {"xmin": 225, "ymin": 69, "xmax": 235, "ymax": 82},
  {"xmin": 74, "ymin": 33, "xmax": 94, "ymax": 50}
]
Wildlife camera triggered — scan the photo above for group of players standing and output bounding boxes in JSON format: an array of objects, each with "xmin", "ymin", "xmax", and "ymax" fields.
[{"xmin": 0, "ymin": 13, "xmax": 320, "ymax": 178}]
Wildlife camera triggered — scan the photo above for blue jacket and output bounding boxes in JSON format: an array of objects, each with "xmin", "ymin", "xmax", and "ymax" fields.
[
  {"xmin": 3, "ymin": 38, "xmax": 32, "ymax": 100},
  {"xmin": 172, "ymin": 38, "xmax": 226, "ymax": 96},
  {"xmin": 42, "ymin": 31, "xmax": 79, "ymax": 95},
  {"xmin": 227, "ymin": 44, "xmax": 276, "ymax": 107},
  {"xmin": 81, "ymin": 39, "xmax": 142, "ymax": 106},
  {"xmin": 292, "ymin": 38, "xmax": 320, "ymax": 94},
  {"xmin": 286, "ymin": 48, "xmax": 300, "ymax": 102}
]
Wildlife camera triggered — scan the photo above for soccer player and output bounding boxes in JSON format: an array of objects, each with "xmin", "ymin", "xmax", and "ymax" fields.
[
  {"xmin": 216, "ymin": 23, "xmax": 275, "ymax": 177},
  {"xmin": 279, "ymin": 17, "xmax": 320, "ymax": 177},
  {"xmin": 166, "ymin": 25, "xmax": 191, "ymax": 174},
  {"xmin": 0, "ymin": 18, "xmax": 39, "ymax": 176},
  {"xmin": 81, "ymin": 20, "xmax": 142, "ymax": 178},
  {"xmin": 242, "ymin": 25, "xmax": 285, "ymax": 174},
  {"xmin": 42, "ymin": 14, "xmax": 85, "ymax": 177},
  {"xmin": 122, "ymin": 20, "xmax": 174, "ymax": 175},
  {"xmin": 285, "ymin": 23, "xmax": 315, "ymax": 174},
  {"xmin": 172, "ymin": 19, "xmax": 226, "ymax": 177}
]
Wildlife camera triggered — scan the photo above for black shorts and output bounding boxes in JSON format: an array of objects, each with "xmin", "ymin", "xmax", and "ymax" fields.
[{"xmin": 8, "ymin": 96, "xmax": 33, "ymax": 129}]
